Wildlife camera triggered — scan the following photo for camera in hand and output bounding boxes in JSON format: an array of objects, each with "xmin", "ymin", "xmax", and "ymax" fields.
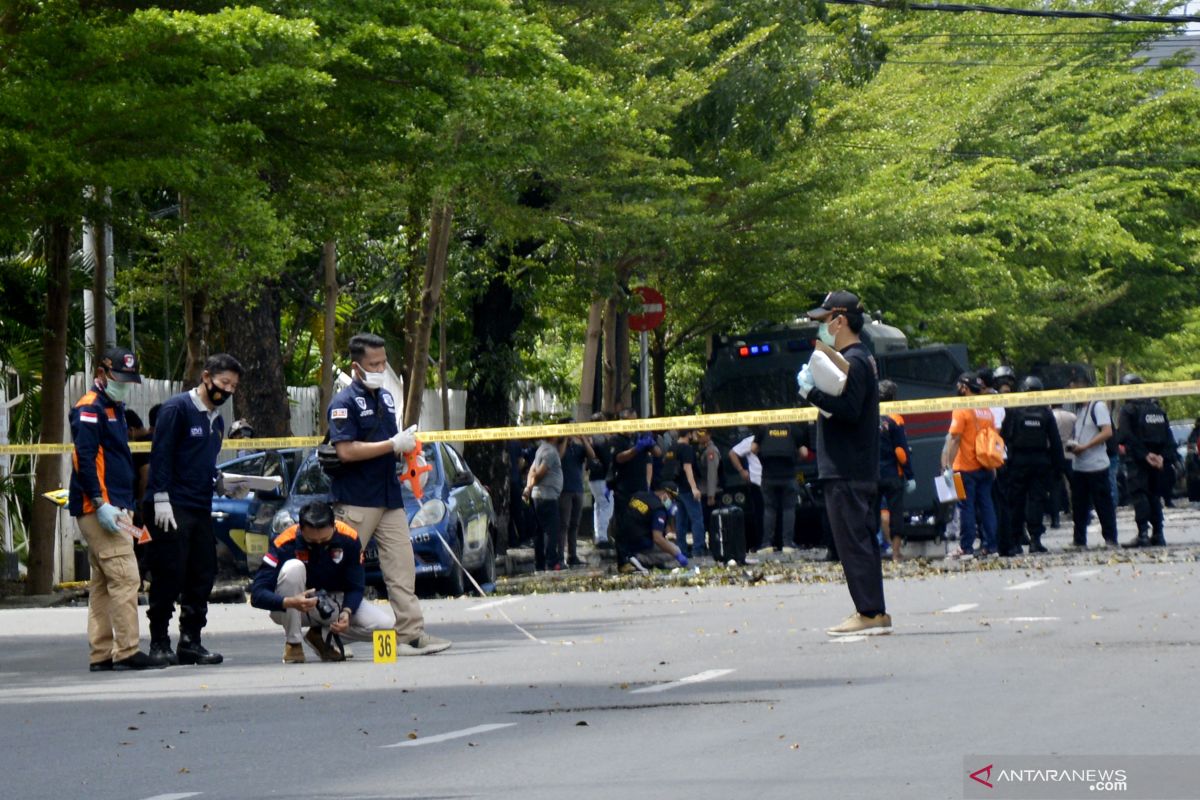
[{"xmin": 313, "ymin": 590, "xmax": 341, "ymax": 625}]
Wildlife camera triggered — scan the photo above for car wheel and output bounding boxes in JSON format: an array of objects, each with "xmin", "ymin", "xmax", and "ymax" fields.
[
  {"xmin": 471, "ymin": 527, "xmax": 497, "ymax": 587},
  {"xmin": 438, "ymin": 529, "xmax": 466, "ymax": 598}
]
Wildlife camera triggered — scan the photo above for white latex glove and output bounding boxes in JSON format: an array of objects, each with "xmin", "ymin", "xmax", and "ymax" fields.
[
  {"xmin": 905, "ymin": 479, "xmax": 917, "ymax": 495},
  {"xmin": 153, "ymin": 492, "xmax": 177, "ymax": 532},
  {"xmin": 96, "ymin": 503, "xmax": 125, "ymax": 533},
  {"xmin": 390, "ymin": 424, "xmax": 418, "ymax": 455},
  {"xmin": 796, "ymin": 364, "xmax": 815, "ymax": 398}
]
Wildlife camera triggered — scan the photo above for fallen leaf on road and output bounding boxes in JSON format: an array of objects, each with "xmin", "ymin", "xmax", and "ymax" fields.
[{"xmin": 407, "ymin": 732, "xmax": 418, "ymax": 740}]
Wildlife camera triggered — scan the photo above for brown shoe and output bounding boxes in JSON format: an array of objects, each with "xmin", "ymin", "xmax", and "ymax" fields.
[
  {"xmin": 304, "ymin": 626, "xmax": 345, "ymax": 662},
  {"xmin": 283, "ymin": 642, "xmax": 305, "ymax": 664},
  {"xmin": 826, "ymin": 612, "xmax": 893, "ymax": 637}
]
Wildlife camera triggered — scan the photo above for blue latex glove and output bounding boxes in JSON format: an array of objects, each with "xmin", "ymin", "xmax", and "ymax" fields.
[
  {"xmin": 95, "ymin": 503, "xmax": 125, "ymax": 533},
  {"xmin": 905, "ymin": 479, "xmax": 917, "ymax": 495},
  {"xmin": 675, "ymin": 551, "xmax": 689, "ymax": 567},
  {"xmin": 796, "ymin": 364, "xmax": 815, "ymax": 398},
  {"xmin": 635, "ymin": 433, "xmax": 655, "ymax": 452}
]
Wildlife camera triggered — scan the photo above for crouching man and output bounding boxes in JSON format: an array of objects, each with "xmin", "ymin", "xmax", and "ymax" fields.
[
  {"xmin": 619, "ymin": 481, "xmax": 690, "ymax": 574},
  {"xmin": 251, "ymin": 501, "xmax": 395, "ymax": 663}
]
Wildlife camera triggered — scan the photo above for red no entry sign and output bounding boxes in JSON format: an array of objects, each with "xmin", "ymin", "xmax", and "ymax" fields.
[{"xmin": 628, "ymin": 286, "xmax": 665, "ymax": 332}]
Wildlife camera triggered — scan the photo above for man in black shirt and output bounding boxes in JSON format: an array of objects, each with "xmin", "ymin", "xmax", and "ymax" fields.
[
  {"xmin": 754, "ymin": 423, "xmax": 808, "ymax": 554},
  {"xmin": 798, "ymin": 291, "xmax": 890, "ymax": 636},
  {"xmin": 618, "ymin": 482, "xmax": 689, "ymax": 573},
  {"xmin": 610, "ymin": 409, "xmax": 655, "ymax": 562},
  {"xmin": 1000, "ymin": 376, "xmax": 1065, "ymax": 555},
  {"xmin": 1118, "ymin": 374, "xmax": 1177, "ymax": 548}
]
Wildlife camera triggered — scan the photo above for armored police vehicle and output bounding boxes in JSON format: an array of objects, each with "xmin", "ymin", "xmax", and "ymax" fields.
[{"xmin": 701, "ymin": 316, "xmax": 969, "ymax": 543}]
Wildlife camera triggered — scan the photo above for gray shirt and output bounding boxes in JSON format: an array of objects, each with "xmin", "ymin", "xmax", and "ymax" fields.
[
  {"xmin": 1071, "ymin": 401, "xmax": 1111, "ymax": 473},
  {"xmin": 530, "ymin": 441, "xmax": 563, "ymax": 500}
]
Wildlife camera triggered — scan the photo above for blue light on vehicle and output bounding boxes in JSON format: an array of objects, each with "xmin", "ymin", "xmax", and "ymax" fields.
[{"xmin": 737, "ymin": 343, "xmax": 772, "ymax": 358}]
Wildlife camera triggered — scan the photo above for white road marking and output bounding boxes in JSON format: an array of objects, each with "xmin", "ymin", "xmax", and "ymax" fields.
[
  {"xmin": 139, "ymin": 794, "xmax": 202, "ymax": 800},
  {"xmin": 1005, "ymin": 616, "xmax": 1060, "ymax": 622},
  {"xmin": 1005, "ymin": 579, "xmax": 1048, "ymax": 591},
  {"xmin": 468, "ymin": 597, "xmax": 521, "ymax": 612},
  {"xmin": 939, "ymin": 603, "xmax": 979, "ymax": 614},
  {"xmin": 630, "ymin": 668, "xmax": 736, "ymax": 694},
  {"xmin": 381, "ymin": 723, "xmax": 516, "ymax": 748},
  {"xmin": 1070, "ymin": 569, "xmax": 1101, "ymax": 578}
]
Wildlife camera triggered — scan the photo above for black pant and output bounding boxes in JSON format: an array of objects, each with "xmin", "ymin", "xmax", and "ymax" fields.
[
  {"xmin": 1070, "ymin": 468, "xmax": 1118, "ymax": 545},
  {"xmin": 144, "ymin": 503, "xmax": 217, "ymax": 642},
  {"xmin": 993, "ymin": 466, "xmax": 1011, "ymax": 549},
  {"xmin": 1126, "ymin": 460, "xmax": 1165, "ymax": 539},
  {"xmin": 876, "ymin": 476, "xmax": 905, "ymax": 539},
  {"xmin": 743, "ymin": 482, "xmax": 765, "ymax": 550},
  {"xmin": 532, "ymin": 497, "xmax": 562, "ymax": 570},
  {"xmin": 1005, "ymin": 464, "xmax": 1052, "ymax": 553},
  {"xmin": 761, "ymin": 479, "xmax": 798, "ymax": 548},
  {"xmin": 825, "ymin": 480, "xmax": 885, "ymax": 616}
]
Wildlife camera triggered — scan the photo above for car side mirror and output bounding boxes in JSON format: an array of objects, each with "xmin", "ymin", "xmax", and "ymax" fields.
[{"xmin": 451, "ymin": 472, "xmax": 474, "ymax": 488}]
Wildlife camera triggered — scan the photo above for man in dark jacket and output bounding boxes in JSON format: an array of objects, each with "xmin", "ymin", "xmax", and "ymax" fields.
[
  {"xmin": 251, "ymin": 501, "xmax": 394, "ymax": 663},
  {"xmin": 1000, "ymin": 376, "xmax": 1065, "ymax": 555},
  {"xmin": 1118, "ymin": 375, "xmax": 1177, "ymax": 548},
  {"xmin": 798, "ymin": 290, "xmax": 890, "ymax": 637},
  {"xmin": 144, "ymin": 352, "xmax": 243, "ymax": 666}
]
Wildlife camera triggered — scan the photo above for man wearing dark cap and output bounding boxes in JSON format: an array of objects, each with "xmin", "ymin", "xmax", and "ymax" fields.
[
  {"xmin": 70, "ymin": 348, "xmax": 164, "ymax": 671},
  {"xmin": 619, "ymin": 481, "xmax": 690, "ymax": 574},
  {"xmin": 797, "ymin": 291, "xmax": 891, "ymax": 636}
]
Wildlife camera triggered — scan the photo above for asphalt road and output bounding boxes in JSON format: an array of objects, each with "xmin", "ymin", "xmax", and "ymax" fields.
[{"xmin": 3, "ymin": 530, "xmax": 1199, "ymax": 800}]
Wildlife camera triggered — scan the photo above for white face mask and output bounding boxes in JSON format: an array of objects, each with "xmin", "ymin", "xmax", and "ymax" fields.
[
  {"xmin": 818, "ymin": 318, "xmax": 838, "ymax": 347},
  {"xmin": 359, "ymin": 367, "xmax": 386, "ymax": 390},
  {"xmin": 105, "ymin": 379, "xmax": 131, "ymax": 403}
]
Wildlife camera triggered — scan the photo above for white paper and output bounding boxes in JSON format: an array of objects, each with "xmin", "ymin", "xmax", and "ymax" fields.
[
  {"xmin": 220, "ymin": 473, "xmax": 283, "ymax": 492},
  {"xmin": 935, "ymin": 472, "xmax": 960, "ymax": 504}
]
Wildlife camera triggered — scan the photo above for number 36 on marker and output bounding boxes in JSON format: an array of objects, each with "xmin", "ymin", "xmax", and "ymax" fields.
[{"xmin": 373, "ymin": 630, "xmax": 396, "ymax": 663}]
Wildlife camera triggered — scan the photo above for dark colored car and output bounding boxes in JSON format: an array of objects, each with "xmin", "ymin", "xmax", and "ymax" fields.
[{"xmin": 212, "ymin": 442, "xmax": 497, "ymax": 596}]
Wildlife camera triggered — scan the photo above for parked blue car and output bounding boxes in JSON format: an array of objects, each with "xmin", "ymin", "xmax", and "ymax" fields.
[{"xmin": 212, "ymin": 442, "xmax": 497, "ymax": 596}]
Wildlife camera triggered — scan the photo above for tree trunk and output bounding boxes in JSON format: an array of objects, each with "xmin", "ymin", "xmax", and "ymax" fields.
[
  {"xmin": 220, "ymin": 286, "xmax": 291, "ymax": 437},
  {"xmin": 319, "ymin": 240, "xmax": 337, "ymax": 435},
  {"xmin": 464, "ymin": 260, "xmax": 526, "ymax": 556},
  {"xmin": 401, "ymin": 202, "xmax": 424, "ymax": 378},
  {"xmin": 91, "ymin": 216, "xmax": 107, "ymax": 363},
  {"xmin": 28, "ymin": 220, "xmax": 72, "ymax": 595},
  {"xmin": 178, "ymin": 199, "xmax": 208, "ymax": 388},
  {"xmin": 617, "ymin": 308, "xmax": 632, "ymax": 412},
  {"xmin": 601, "ymin": 293, "xmax": 619, "ymax": 415},
  {"xmin": 577, "ymin": 298, "xmax": 603, "ymax": 421},
  {"xmin": 650, "ymin": 329, "xmax": 668, "ymax": 417},
  {"xmin": 403, "ymin": 201, "xmax": 453, "ymax": 430},
  {"xmin": 438, "ymin": 296, "xmax": 450, "ymax": 429}
]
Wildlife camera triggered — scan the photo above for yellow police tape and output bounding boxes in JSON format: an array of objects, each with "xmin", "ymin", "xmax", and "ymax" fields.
[{"xmin": 2, "ymin": 379, "xmax": 1198, "ymax": 456}]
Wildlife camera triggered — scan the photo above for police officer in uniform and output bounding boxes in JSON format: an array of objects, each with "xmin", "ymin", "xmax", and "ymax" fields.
[
  {"xmin": 71, "ymin": 348, "xmax": 164, "ymax": 671},
  {"xmin": 753, "ymin": 422, "xmax": 808, "ymax": 554},
  {"xmin": 1000, "ymin": 376, "xmax": 1065, "ymax": 555},
  {"xmin": 145, "ymin": 353, "xmax": 244, "ymax": 666},
  {"xmin": 327, "ymin": 333, "xmax": 450, "ymax": 655},
  {"xmin": 617, "ymin": 482, "xmax": 689, "ymax": 573},
  {"xmin": 1118, "ymin": 374, "xmax": 1177, "ymax": 548}
]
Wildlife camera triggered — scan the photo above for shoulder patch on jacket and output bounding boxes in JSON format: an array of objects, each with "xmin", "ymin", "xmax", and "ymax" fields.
[{"xmin": 273, "ymin": 526, "xmax": 298, "ymax": 548}]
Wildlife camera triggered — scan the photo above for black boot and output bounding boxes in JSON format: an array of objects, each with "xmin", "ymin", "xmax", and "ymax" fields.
[
  {"xmin": 1149, "ymin": 531, "xmax": 1166, "ymax": 547},
  {"xmin": 1122, "ymin": 530, "xmax": 1151, "ymax": 549},
  {"xmin": 114, "ymin": 651, "xmax": 169, "ymax": 671},
  {"xmin": 177, "ymin": 634, "xmax": 223, "ymax": 665},
  {"xmin": 1029, "ymin": 536, "xmax": 1048, "ymax": 554},
  {"xmin": 149, "ymin": 638, "xmax": 179, "ymax": 667}
]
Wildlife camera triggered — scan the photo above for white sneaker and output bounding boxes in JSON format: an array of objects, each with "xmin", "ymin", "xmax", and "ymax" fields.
[
  {"xmin": 755, "ymin": 546, "xmax": 775, "ymax": 555},
  {"xmin": 627, "ymin": 556, "xmax": 649, "ymax": 575},
  {"xmin": 780, "ymin": 546, "xmax": 797, "ymax": 555}
]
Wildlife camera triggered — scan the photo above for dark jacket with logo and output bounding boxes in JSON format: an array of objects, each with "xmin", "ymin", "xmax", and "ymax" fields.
[
  {"xmin": 1118, "ymin": 398, "xmax": 1175, "ymax": 463},
  {"xmin": 1001, "ymin": 405, "xmax": 1066, "ymax": 472},
  {"xmin": 807, "ymin": 342, "xmax": 880, "ymax": 482},
  {"xmin": 617, "ymin": 490, "xmax": 668, "ymax": 552},
  {"xmin": 69, "ymin": 383, "xmax": 136, "ymax": 516},
  {"xmin": 250, "ymin": 521, "xmax": 365, "ymax": 614},
  {"xmin": 327, "ymin": 380, "xmax": 404, "ymax": 509},
  {"xmin": 146, "ymin": 390, "xmax": 224, "ymax": 511}
]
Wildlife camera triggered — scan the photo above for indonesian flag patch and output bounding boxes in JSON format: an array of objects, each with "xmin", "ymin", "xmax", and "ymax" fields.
[
  {"xmin": 79, "ymin": 411, "xmax": 98, "ymax": 424},
  {"xmin": 262, "ymin": 553, "xmax": 279, "ymax": 568},
  {"xmin": 331, "ymin": 548, "xmax": 344, "ymax": 564}
]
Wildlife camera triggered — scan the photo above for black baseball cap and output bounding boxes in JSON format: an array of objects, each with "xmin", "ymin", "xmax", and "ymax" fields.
[
  {"xmin": 652, "ymin": 480, "xmax": 679, "ymax": 498},
  {"xmin": 101, "ymin": 347, "xmax": 142, "ymax": 383},
  {"xmin": 807, "ymin": 290, "xmax": 865, "ymax": 321}
]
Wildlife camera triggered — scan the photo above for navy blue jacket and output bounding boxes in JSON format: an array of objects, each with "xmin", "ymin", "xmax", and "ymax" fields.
[
  {"xmin": 878, "ymin": 414, "xmax": 915, "ymax": 483},
  {"xmin": 327, "ymin": 380, "xmax": 405, "ymax": 509},
  {"xmin": 250, "ymin": 521, "xmax": 365, "ymax": 614},
  {"xmin": 69, "ymin": 383, "xmax": 136, "ymax": 516},
  {"xmin": 146, "ymin": 390, "xmax": 224, "ymax": 511}
]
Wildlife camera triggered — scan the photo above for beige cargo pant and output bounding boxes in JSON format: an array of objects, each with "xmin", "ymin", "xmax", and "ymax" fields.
[
  {"xmin": 77, "ymin": 513, "xmax": 141, "ymax": 664},
  {"xmin": 333, "ymin": 504, "xmax": 424, "ymax": 641}
]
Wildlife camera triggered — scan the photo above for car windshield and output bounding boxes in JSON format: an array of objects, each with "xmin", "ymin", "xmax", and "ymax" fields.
[{"xmin": 294, "ymin": 458, "xmax": 332, "ymax": 496}]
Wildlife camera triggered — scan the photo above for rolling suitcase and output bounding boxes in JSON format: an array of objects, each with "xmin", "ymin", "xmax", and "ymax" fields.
[{"xmin": 710, "ymin": 505, "xmax": 747, "ymax": 564}]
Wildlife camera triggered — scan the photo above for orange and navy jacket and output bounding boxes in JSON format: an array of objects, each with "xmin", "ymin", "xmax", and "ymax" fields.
[
  {"xmin": 878, "ymin": 413, "xmax": 914, "ymax": 483},
  {"xmin": 250, "ymin": 521, "xmax": 365, "ymax": 614},
  {"xmin": 68, "ymin": 382, "xmax": 136, "ymax": 517}
]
